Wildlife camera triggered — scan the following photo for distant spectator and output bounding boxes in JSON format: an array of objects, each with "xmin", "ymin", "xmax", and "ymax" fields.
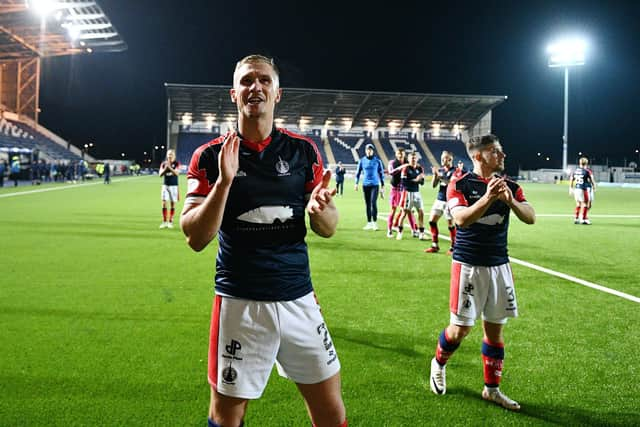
[
  {"xmin": 10, "ymin": 156, "xmax": 20, "ymax": 187},
  {"xmin": 0, "ymin": 159, "xmax": 6, "ymax": 187},
  {"xmin": 355, "ymin": 143, "xmax": 385, "ymax": 230},
  {"xmin": 50, "ymin": 162, "xmax": 58, "ymax": 182},
  {"xmin": 334, "ymin": 161, "xmax": 345, "ymax": 196},
  {"xmin": 104, "ymin": 162, "xmax": 111, "ymax": 184}
]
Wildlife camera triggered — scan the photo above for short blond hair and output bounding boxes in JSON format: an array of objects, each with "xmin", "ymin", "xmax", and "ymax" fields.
[
  {"xmin": 234, "ymin": 54, "xmax": 280, "ymax": 87},
  {"xmin": 579, "ymin": 156, "xmax": 589, "ymax": 167}
]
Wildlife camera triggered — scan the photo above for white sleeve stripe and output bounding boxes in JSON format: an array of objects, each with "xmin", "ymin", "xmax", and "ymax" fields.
[{"xmin": 185, "ymin": 195, "xmax": 206, "ymax": 205}]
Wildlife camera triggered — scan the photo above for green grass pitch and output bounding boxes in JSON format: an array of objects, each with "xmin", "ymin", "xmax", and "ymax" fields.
[{"xmin": 1, "ymin": 176, "xmax": 639, "ymax": 426}]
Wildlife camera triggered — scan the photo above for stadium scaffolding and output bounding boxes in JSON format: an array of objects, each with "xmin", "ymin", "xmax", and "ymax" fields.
[{"xmin": 0, "ymin": 0, "xmax": 126, "ymax": 122}]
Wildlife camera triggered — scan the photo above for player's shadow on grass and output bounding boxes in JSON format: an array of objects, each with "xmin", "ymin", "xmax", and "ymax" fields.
[
  {"xmin": 330, "ymin": 326, "xmax": 422, "ymax": 358},
  {"xmin": 454, "ymin": 386, "xmax": 640, "ymax": 426}
]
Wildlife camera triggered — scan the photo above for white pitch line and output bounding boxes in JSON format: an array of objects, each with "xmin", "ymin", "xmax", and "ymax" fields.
[
  {"xmin": 376, "ymin": 213, "xmax": 639, "ymax": 304},
  {"xmin": 0, "ymin": 176, "xmax": 144, "ymax": 199},
  {"xmin": 535, "ymin": 214, "xmax": 640, "ymax": 218},
  {"xmin": 509, "ymin": 257, "xmax": 640, "ymax": 304}
]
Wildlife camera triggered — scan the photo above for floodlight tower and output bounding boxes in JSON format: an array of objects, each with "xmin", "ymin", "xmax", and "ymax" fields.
[{"xmin": 547, "ymin": 38, "xmax": 586, "ymax": 174}]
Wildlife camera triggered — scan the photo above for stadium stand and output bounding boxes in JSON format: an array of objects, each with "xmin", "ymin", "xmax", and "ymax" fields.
[
  {"xmin": 0, "ymin": 1, "xmax": 127, "ymax": 167},
  {"xmin": 328, "ymin": 131, "xmax": 370, "ymax": 164},
  {"xmin": 176, "ymin": 132, "xmax": 219, "ymax": 166},
  {"xmin": 176, "ymin": 128, "xmax": 328, "ymax": 168},
  {"xmin": 426, "ymin": 137, "xmax": 470, "ymax": 169},
  {"xmin": 0, "ymin": 116, "xmax": 81, "ymax": 161},
  {"xmin": 165, "ymin": 85, "xmax": 507, "ymax": 175},
  {"xmin": 379, "ymin": 132, "xmax": 432, "ymax": 166},
  {"xmin": 305, "ymin": 133, "xmax": 328, "ymax": 166}
]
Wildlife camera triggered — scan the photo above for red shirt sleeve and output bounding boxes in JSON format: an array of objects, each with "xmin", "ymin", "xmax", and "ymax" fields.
[
  {"xmin": 186, "ymin": 137, "xmax": 223, "ymax": 199},
  {"xmin": 514, "ymin": 185, "xmax": 527, "ymax": 203},
  {"xmin": 304, "ymin": 138, "xmax": 324, "ymax": 194},
  {"xmin": 447, "ymin": 179, "xmax": 468, "ymax": 209}
]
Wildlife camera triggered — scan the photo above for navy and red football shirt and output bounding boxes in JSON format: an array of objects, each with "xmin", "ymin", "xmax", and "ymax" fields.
[
  {"xmin": 401, "ymin": 165, "xmax": 424, "ymax": 192},
  {"xmin": 435, "ymin": 166, "xmax": 455, "ymax": 201},
  {"xmin": 185, "ymin": 127, "xmax": 324, "ymax": 301},
  {"xmin": 161, "ymin": 160, "xmax": 180, "ymax": 186},
  {"xmin": 447, "ymin": 172, "xmax": 527, "ymax": 266},
  {"xmin": 388, "ymin": 159, "xmax": 404, "ymax": 188},
  {"xmin": 572, "ymin": 167, "xmax": 594, "ymax": 189}
]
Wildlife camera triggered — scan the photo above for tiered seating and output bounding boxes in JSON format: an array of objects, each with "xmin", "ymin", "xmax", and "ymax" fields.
[
  {"xmin": 379, "ymin": 135, "xmax": 427, "ymax": 164},
  {"xmin": 303, "ymin": 134, "xmax": 328, "ymax": 166},
  {"xmin": 176, "ymin": 132, "xmax": 219, "ymax": 166},
  {"xmin": 177, "ymin": 130, "xmax": 329, "ymax": 168},
  {"xmin": 427, "ymin": 138, "xmax": 469, "ymax": 168},
  {"xmin": 328, "ymin": 134, "xmax": 367, "ymax": 164},
  {"xmin": 1, "ymin": 118, "xmax": 81, "ymax": 160}
]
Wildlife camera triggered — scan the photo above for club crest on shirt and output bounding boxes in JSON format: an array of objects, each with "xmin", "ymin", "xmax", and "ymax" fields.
[{"xmin": 275, "ymin": 156, "xmax": 290, "ymax": 176}]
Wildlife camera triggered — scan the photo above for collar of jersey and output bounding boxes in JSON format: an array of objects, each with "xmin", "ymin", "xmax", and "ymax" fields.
[
  {"xmin": 236, "ymin": 125, "xmax": 276, "ymax": 153},
  {"xmin": 470, "ymin": 172, "xmax": 502, "ymax": 183}
]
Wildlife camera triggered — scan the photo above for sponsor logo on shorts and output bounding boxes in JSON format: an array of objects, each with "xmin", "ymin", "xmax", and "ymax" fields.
[
  {"xmin": 317, "ymin": 323, "xmax": 337, "ymax": 366},
  {"xmin": 223, "ymin": 339, "xmax": 243, "ymax": 360},
  {"xmin": 221, "ymin": 339, "xmax": 242, "ymax": 385},
  {"xmin": 505, "ymin": 285, "xmax": 517, "ymax": 311},
  {"xmin": 222, "ymin": 366, "xmax": 238, "ymax": 384},
  {"xmin": 464, "ymin": 283, "xmax": 475, "ymax": 295}
]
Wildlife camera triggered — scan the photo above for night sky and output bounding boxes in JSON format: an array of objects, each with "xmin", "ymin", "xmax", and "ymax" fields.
[{"xmin": 37, "ymin": 0, "xmax": 640, "ymax": 173}]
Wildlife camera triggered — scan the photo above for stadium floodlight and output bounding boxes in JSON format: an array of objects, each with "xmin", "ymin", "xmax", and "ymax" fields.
[
  {"xmin": 431, "ymin": 123, "xmax": 441, "ymax": 137},
  {"xmin": 26, "ymin": 0, "xmax": 58, "ymax": 16},
  {"xmin": 547, "ymin": 39, "xmax": 586, "ymax": 68},
  {"xmin": 61, "ymin": 22, "xmax": 81, "ymax": 40},
  {"xmin": 547, "ymin": 37, "xmax": 587, "ymax": 173}
]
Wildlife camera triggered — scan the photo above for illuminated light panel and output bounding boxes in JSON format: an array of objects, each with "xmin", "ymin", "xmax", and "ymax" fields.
[
  {"xmin": 431, "ymin": 123, "xmax": 441, "ymax": 137},
  {"xmin": 547, "ymin": 38, "xmax": 587, "ymax": 68},
  {"xmin": 26, "ymin": 0, "xmax": 57, "ymax": 16}
]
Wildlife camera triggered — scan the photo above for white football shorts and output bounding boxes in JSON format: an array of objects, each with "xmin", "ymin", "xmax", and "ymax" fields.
[
  {"xmin": 449, "ymin": 261, "xmax": 518, "ymax": 326},
  {"xmin": 161, "ymin": 185, "xmax": 179, "ymax": 202},
  {"xmin": 208, "ymin": 292, "xmax": 341, "ymax": 399},
  {"xmin": 402, "ymin": 191, "xmax": 424, "ymax": 211},
  {"xmin": 573, "ymin": 187, "xmax": 593, "ymax": 204},
  {"xmin": 430, "ymin": 199, "xmax": 452, "ymax": 220}
]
